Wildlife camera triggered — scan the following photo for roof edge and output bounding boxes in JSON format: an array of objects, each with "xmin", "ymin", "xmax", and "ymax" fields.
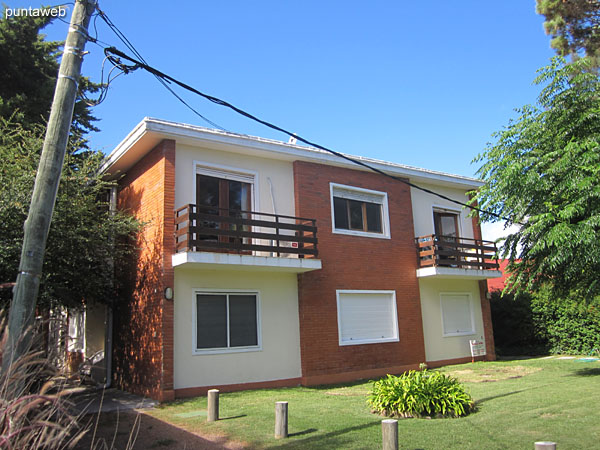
[{"xmin": 102, "ymin": 117, "xmax": 484, "ymax": 189}]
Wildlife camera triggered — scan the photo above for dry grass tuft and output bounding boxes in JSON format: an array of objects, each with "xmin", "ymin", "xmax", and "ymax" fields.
[
  {"xmin": 445, "ymin": 365, "xmax": 542, "ymax": 383},
  {"xmin": 0, "ymin": 313, "xmax": 87, "ymax": 449}
]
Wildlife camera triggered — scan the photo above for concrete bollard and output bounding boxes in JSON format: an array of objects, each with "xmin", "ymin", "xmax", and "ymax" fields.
[
  {"xmin": 382, "ymin": 419, "xmax": 398, "ymax": 450},
  {"xmin": 207, "ymin": 389, "xmax": 219, "ymax": 422},
  {"xmin": 534, "ymin": 442, "xmax": 556, "ymax": 450},
  {"xmin": 274, "ymin": 401, "xmax": 288, "ymax": 439}
]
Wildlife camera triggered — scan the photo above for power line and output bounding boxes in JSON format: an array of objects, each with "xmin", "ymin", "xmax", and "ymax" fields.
[
  {"xmin": 103, "ymin": 45, "xmax": 517, "ymax": 225},
  {"xmin": 94, "ymin": 7, "xmax": 227, "ymax": 131}
]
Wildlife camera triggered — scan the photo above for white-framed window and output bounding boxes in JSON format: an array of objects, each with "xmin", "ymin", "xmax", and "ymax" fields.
[
  {"xmin": 330, "ymin": 183, "xmax": 391, "ymax": 239},
  {"xmin": 336, "ymin": 290, "xmax": 399, "ymax": 346},
  {"xmin": 193, "ymin": 289, "xmax": 261, "ymax": 354},
  {"xmin": 440, "ymin": 292, "xmax": 475, "ymax": 337}
]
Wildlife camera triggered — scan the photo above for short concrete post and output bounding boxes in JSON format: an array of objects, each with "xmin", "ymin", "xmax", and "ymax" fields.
[
  {"xmin": 382, "ymin": 419, "xmax": 398, "ymax": 450},
  {"xmin": 207, "ymin": 389, "xmax": 219, "ymax": 422},
  {"xmin": 274, "ymin": 401, "xmax": 288, "ymax": 439},
  {"xmin": 534, "ymin": 442, "xmax": 556, "ymax": 450}
]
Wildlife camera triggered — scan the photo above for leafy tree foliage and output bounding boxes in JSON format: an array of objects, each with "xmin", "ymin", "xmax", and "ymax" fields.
[
  {"xmin": 536, "ymin": 0, "xmax": 600, "ymax": 65},
  {"xmin": 0, "ymin": 8, "xmax": 138, "ymax": 309},
  {"xmin": 0, "ymin": 8, "xmax": 100, "ymax": 146},
  {"xmin": 472, "ymin": 57, "xmax": 600, "ymax": 298},
  {"xmin": 0, "ymin": 119, "xmax": 139, "ymax": 309}
]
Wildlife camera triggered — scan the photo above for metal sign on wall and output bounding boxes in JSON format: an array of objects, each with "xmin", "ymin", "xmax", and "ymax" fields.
[{"xmin": 469, "ymin": 340, "xmax": 486, "ymax": 358}]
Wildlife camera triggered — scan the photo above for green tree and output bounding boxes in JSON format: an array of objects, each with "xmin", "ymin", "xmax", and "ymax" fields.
[
  {"xmin": 0, "ymin": 7, "xmax": 100, "ymax": 145},
  {"xmin": 0, "ymin": 9, "xmax": 139, "ymax": 309},
  {"xmin": 471, "ymin": 57, "xmax": 600, "ymax": 298},
  {"xmin": 536, "ymin": 0, "xmax": 600, "ymax": 65},
  {"xmin": 0, "ymin": 118, "xmax": 139, "ymax": 309}
]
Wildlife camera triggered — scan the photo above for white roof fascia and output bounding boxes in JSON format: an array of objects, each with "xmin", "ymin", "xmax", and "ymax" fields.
[{"xmin": 103, "ymin": 117, "xmax": 483, "ymax": 190}]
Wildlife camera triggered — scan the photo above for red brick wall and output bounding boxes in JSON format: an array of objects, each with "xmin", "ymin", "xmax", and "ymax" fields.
[
  {"xmin": 113, "ymin": 139, "xmax": 175, "ymax": 401},
  {"xmin": 293, "ymin": 161, "xmax": 427, "ymax": 384}
]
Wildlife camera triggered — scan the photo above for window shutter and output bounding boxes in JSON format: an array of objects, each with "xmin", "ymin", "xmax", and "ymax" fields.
[
  {"xmin": 338, "ymin": 292, "xmax": 398, "ymax": 344},
  {"xmin": 441, "ymin": 293, "xmax": 474, "ymax": 335}
]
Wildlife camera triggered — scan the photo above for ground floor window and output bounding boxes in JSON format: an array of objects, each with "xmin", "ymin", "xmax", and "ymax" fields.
[
  {"xmin": 336, "ymin": 290, "xmax": 398, "ymax": 346},
  {"xmin": 194, "ymin": 291, "xmax": 260, "ymax": 353},
  {"xmin": 440, "ymin": 292, "xmax": 475, "ymax": 337}
]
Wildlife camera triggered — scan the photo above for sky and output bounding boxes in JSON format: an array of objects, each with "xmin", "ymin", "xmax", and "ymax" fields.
[{"xmin": 6, "ymin": 0, "xmax": 554, "ymax": 240}]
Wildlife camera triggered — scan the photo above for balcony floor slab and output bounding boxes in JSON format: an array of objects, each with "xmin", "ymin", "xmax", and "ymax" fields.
[
  {"xmin": 172, "ymin": 251, "xmax": 322, "ymax": 273},
  {"xmin": 416, "ymin": 266, "xmax": 502, "ymax": 280}
]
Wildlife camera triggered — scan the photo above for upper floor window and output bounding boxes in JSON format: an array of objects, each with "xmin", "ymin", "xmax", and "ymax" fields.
[{"xmin": 330, "ymin": 183, "xmax": 390, "ymax": 239}]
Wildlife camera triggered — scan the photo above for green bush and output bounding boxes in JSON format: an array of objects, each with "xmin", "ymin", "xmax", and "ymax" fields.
[
  {"xmin": 367, "ymin": 370, "xmax": 474, "ymax": 418},
  {"xmin": 490, "ymin": 288, "xmax": 600, "ymax": 355},
  {"xmin": 531, "ymin": 290, "xmax": 600, "ymax": 354},
  {"xmin": 489, "ymin": 290, "xmax": 549, "ymax": 355}
]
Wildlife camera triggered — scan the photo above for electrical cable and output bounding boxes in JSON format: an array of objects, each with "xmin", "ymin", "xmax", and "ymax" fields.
[
  {"xmin": 95, "ymin": 7, "xmax": 227, "ymax": 131},
  {"xmin": 102, "ymin": 45, "xmax": 518, "ymax": 225}
]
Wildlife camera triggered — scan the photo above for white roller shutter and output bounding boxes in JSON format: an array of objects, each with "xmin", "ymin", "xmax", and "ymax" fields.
[
  {"xmin": 336, "ymin": 291, "xmax": 399, "ymax": 346},
  {"xmin": 441, "ymin": 293, "xmax": 475, "ymax": 336}
]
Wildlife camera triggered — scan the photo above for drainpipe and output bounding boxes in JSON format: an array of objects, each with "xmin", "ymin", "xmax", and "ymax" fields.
[
  {"xmin": 267, "ymin": 178, "xmax": 278, "ymax": 256},
  {"xmin": 103, "ymin": 186, "xmax": 117, "ymax": 388}
]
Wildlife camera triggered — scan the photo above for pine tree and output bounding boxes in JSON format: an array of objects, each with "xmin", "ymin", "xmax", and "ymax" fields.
[
  {"xmin": 536, "ymin": 0, "xmax": 600, "ymax": 65},
  {"xmin": 0, "ymin": 8, "xmax": 100, "ymax": 146}
]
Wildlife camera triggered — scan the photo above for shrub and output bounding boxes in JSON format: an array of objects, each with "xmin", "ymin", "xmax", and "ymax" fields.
[
  {"xmin": 490, "ymin": 288, "xmax": 600, "ymax": 355},
  {"xmin": 367, "ymin": 370, "xmax": 474, "ymax": 418}
]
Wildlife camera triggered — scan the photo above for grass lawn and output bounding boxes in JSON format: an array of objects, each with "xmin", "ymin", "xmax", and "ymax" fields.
[{"xmin": 147, "ymin": 357, "xmax": 600, "ymax": 449}]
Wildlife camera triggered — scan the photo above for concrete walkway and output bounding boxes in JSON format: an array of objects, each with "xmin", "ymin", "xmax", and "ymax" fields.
[{"xmin": 71, "ymin": 386, "xmax": 158, "ymax": 415}]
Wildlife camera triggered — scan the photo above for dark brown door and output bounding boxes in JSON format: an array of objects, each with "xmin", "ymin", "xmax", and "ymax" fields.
[
  {"xmin": 196, "ymin": 174, "xmax": 251, "ymax": 251},
  {"xmin": 433, "ymin": 211, "xmax": 459, "ymax": 265}
]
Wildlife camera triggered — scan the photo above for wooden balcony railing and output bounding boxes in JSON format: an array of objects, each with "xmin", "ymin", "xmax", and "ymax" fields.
[
  {"xmin": 415, "ymin": 234, "xmax": 499, "ymax": 271},
  {"xmin": 175, "ymin": 204, "xmax": 318, "ymax": 258}
]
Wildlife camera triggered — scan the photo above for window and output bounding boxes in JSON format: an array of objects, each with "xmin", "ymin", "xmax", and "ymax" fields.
[
  {"xmin": 336, "ymin": 290, "xmax": 399, "ymax": 346},
  {"xmin": 433, "ymin": 210, "xmax": 459, "ymax": 239},
  {"xmin": 196, "ymin": 173, "xmax": 252, "ymax": 247},
  {"xmin": 440, "ymin": 293, "xmax": 475, "ymax": 337},
  {"xmin": 194, "ymin": 291, "xmax": 260, "ymax": 353},
  {"xmin": 330, "ymin": 183, "xmax": 390, "ymax": 238}
]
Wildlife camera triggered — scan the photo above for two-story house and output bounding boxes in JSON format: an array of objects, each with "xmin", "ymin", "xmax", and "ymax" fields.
[{"xmin": 102, "ymin": 117, "xmax": 501, "ymax": 401}]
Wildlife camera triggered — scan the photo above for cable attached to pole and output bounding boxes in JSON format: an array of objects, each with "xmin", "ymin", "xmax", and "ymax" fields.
[{"xmin": 103, "ymin": 45, "xmax": 519, "ymax": 225}]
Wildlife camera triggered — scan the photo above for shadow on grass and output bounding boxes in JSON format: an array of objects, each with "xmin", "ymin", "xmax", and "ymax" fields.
[
  {"xmin": 495, "ymin": 355, "xmax": 548, "ymax": 362},
  {"xmin": 270, "ymin": 421, "xmax": 379, "ymax": 449},
  {"xmin": 476, "ymin": 389, "xmax": 526, "ymax": 405},
  {"xmin": 300, "ymin": 379, "xmax": 374, "ymax": 391},
  {"xmin": 220, "ymin": 414, "xmax": 247, "ymax": 420},
  {"xmin": 288, "ymin": 428, "xmax": 317, "ymax": 437},
  {"xmin": 571, "ymin": 367, "xmax": 600, "ymax": 377},
  {"xmin": 75, "ymin": 411, "xmax": 234, "ymax": 450}
]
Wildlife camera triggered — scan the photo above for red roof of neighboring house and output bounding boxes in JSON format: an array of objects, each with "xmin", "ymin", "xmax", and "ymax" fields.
[{"xmin": 487, "ymin": 260, "xmax": 511, "ymax": 292}]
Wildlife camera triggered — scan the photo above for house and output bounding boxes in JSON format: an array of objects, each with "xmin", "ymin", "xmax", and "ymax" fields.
[
  {"xmin": 101, "ymin": 117, "xmax": 502, "ymax": 401},
  {"xmin": 487, "ymin": 259, "xmax": 511, "ymax": 292}
]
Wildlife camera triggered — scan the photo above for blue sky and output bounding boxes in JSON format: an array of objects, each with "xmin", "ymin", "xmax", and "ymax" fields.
[{"xmin": 7, "ymin": 1, "xmax": 554, "ymax": 238}]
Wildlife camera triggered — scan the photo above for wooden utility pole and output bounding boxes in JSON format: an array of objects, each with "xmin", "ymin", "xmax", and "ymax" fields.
[{"xmin": 2, "ymin": 0, "xmax": 96, "ymax": 376}]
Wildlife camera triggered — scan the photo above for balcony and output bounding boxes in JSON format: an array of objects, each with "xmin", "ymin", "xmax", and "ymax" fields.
[
  {"xmin": 172, "ymin": 204, "xmax": 321, "ymax": 272},
  {"xmin": 415, "ymin": 234, "xmax": 502, "ymax": 280}
]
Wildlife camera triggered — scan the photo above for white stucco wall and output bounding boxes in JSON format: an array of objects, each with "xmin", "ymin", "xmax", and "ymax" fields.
[
  {"xmin": 174, "ymin": 143, "xmax": 296, "ymax": 218},
  {"xmin": 410, "ymin": 183, "xmax": 475, "ymax": 239},
  {"xmin": 419, "ymin": 278, "xmax": 485, "ymax": 362},
  {"xmin": 173, "ymin": 267, "xmax": 302, "ymax": 389}
]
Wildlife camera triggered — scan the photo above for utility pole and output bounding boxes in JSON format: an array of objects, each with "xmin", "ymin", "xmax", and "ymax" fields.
[{"xmin": 2, "ymin": 0, "xmax": 96, "ymax": 378}]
